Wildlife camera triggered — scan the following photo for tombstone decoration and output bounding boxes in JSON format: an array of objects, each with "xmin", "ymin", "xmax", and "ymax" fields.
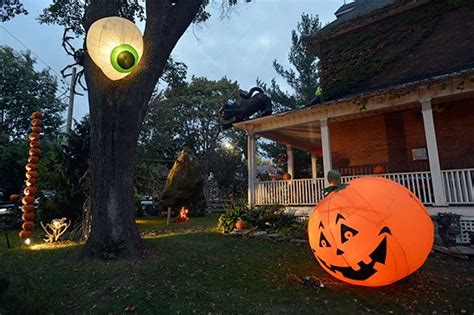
[
  {"xmin": 220, "ymin": 87, "xmax": 273, "ymax": 130},
  {"xmin": 19, "ymin": 112, "xmax": 43, "ymax": 242},
  {"xmin": 161, "ymin": 149, "xmax": 207, "ymax": 217}
]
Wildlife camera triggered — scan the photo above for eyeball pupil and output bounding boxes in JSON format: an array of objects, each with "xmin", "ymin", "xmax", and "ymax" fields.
[
  {"xmin": 322, "ymin": 240, "xmax": 326, "ymax": 247},
  {"xmin": 117, "ymin": 51, "xmax": 135, "ymax": 70},
  {"xmin": 345, "ymin": 232, "xmax": 352, "ymax": 238}
]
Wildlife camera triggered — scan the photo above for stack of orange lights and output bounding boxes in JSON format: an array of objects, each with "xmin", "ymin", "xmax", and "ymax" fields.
[{"xmin": 19, "ymin": 112, "xmax": 43, "ymax": 240}]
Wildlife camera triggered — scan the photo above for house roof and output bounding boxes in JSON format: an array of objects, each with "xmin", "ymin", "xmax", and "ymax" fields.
[
  {"xmin": 233, "ymin": 69, "xmax": 474, "ymax": 152},
  {"xmin": 331, "ymin": 0, "xmax": 397, "ymax": 27}
]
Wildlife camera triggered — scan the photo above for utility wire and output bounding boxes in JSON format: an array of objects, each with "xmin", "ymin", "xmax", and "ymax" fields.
[{"xmin": 0, "ymin": 25, "xmax": 72, "ymax": 98}]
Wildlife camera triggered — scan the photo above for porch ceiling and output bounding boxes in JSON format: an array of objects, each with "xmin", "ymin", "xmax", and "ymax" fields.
[
  {"xmin": 257, "ymin": 121, "xmax": 322, "ymax": 152},
  {"xmin": 234, "ymin": 69, "xmax": 474, "ymax": 135}
]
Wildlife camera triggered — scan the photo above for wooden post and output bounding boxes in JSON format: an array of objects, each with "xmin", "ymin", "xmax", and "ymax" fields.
[
  {"xmin": 311, "ymin": 152, "xmax": 318, "ymax": 179},
  {"xmin": 320, "ymin": 118, "xmax": 333, "ymax": 185},
  {"xmin": 421, "ymin": 99, "xmax": 447, "ymax": 206},
  {"xmin": 287, "ymin": 145, "xmax": 294, "ymax": 179},
  {"xmin": 166, "ymin": 207, "xmax": 172, "ymax": 225},
  {"xmin": 247, "ymin": 133, "xmax": 257, "ymax": 207}
]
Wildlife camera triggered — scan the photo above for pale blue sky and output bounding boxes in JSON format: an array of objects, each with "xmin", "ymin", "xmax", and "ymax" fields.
[{"xmin": 0, "ymin": 0, "xmax": 342, "ymax": 125}]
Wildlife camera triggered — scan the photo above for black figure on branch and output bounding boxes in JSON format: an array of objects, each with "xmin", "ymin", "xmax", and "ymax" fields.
[{"xmin": 220, "ymin": 87, "xmax": 273, "ymax": 130}]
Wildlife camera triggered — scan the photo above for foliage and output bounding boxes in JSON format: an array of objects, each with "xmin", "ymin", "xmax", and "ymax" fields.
[
  {"xmin": 37, "ymin": 116, "xmax": 90, "ymax": 223},
  {"xmin": 217, "ymin": 203, "xmax": 306, "ymax": 237},
  {"xmin": 258, "ymin": 13, "xmax": 321, "ymax": 112},
  {"xmin": 37, "ymin": 0, "xmax": 249, "ymax": 36},
  {"xmin": 0, "ymin": 46, "xmax": 66, "ymax": 141},
  {"xmin": 316, "ymin": 0, "xmax": 471, "ymax": 100},
  {"xmin": 0, "ymin": 141, "xmax": 27, "ymax": 199},
  {"xmin": 143, "ymin": 76, "xmax": 246, "ymax": 198},
  {"xmin": 256, "ymin": 14, "xmax": 321, "ymax": 177},
  {"xmin": 0, "ymin": 0, "xmax": 27, "ymax": 22}
]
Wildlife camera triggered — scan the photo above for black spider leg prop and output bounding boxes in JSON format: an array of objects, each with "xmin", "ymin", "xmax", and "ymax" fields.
[{"xmin": 60, "ymin": 28, "xmax": 87, "ymax": 96}]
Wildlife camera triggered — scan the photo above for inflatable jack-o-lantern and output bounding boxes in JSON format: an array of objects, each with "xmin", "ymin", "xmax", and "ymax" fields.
[{"xmin": 308, "ymin": 175, "xmax": 434, "ymax": 287}]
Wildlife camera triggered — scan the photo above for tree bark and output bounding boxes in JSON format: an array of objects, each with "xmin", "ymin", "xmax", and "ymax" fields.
[{"xmin": 81, "ymin": 0, "xmax": 203, "ymax": 259}]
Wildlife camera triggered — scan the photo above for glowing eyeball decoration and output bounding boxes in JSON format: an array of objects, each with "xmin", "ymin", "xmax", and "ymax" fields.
[
  {"xmin": 308, "ymin": 176, "xmax": 434, "ymax": 287},
  {"xmin": 86, "ymin": 17, "xmax": 144, "ymax": 81}
]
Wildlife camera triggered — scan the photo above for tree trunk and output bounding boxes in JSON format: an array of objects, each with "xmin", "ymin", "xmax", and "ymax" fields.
[
  {"xmin": 80, "ymin": 0, "xmax": 203, "ymax": 259},
  {"xmin": 82, "ymin": 84, "xmax": 144, "ymax": 258}
]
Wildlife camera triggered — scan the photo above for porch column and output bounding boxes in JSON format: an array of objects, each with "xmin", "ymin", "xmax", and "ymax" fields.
[
  {"xmin": 311, "ymin": 152, "xmax": 318, "ymax": 179},
  {"xmin": 320, "ymin": 118, "xmax": 333, "ymax": 184},
  {"xmin": 287, "ymin": 145, "xmax": 294, "ymax": 179},
  {"xmin": 421, "ymin": 99, "xmax": 447, "ymax": 206},
  {"xmin": 247, "ymin": 133, "xmax": 257, "ymax": 207}
]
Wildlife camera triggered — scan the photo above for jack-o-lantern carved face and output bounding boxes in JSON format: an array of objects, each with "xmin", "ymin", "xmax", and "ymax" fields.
[{"xmin": 308, "ymin": 177, "xmax": 434, "ymax": 287}]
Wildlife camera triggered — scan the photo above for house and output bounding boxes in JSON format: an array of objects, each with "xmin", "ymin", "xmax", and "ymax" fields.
[{"xmin": 234, "ymin": 0, "xmax": 474, "ymax": 242}]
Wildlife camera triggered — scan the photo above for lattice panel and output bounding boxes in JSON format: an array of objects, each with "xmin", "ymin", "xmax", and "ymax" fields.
[{"xmin": 456, "ymin": 216, "xmax": 474, "ymax": 244}]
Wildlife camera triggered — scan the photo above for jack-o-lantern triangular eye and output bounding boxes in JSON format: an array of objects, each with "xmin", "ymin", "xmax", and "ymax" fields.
[
  {"xmin": 319, "ymin": 232, "xmax": 331, "ymax": 247},
  {"xmin": 341, "ymin": 224, "xmax": 358, "ymax": 243}
]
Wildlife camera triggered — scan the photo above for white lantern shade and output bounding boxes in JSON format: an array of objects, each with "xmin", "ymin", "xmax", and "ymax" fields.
[{"xmin": 86, "ymin": 17, "xmax": 144, "ymax": 81}]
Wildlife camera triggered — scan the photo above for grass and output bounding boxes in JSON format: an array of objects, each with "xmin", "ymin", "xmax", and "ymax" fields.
[{"xmin": 0, "ymin": 214, "xmax": 473, "ymax": 314}]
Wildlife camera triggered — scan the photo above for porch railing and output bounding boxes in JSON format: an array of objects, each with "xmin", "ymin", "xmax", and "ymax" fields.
[
  {"xmin": 255, "ymin": 178, "xmax": 326, "ymax": 206},
  {"xmin": 341, "ymin": 171, "xmax": 435, "ymax": 205},
  {"xmin": 255, "ymin": 169, "xmax": 474, "ymax": 206},
  {"xmin": 442, "ymin": 169, "xmax": 474, "ymax": 204}
]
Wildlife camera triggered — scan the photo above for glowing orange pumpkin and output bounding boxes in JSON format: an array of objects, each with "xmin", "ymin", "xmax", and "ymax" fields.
[
  {"xmin": 308, "ymin": 177, "xmax": 434, "ymax": 287},
  {"xmin": 9, "ymin": 194, "xmax": 20, "ymax": 202},
  {"xmin": 26, "ymin": 178, "xmax": 37, "ymax": 186},
  {"xmin": 22, "ymin": 196, "xmax": 35, "ymax": 205},
  {"xmin": 26, "ymin": 171, "xmax": 38, "ymax": 179},
  {"xmin": 31, "ymin": 112, "xmax": 43, "ymax": 119},
  {"xmin": 31, "ymin": 126, "xmax": 42, "ymax": 133},
  {"xmin": 22, "ymin": 212, "xmax": 35, "ymax": 221},
  {"xmin": 31, "ymin": 119, "xmax": 42, "ymax": 127},
  {"xmin": 28, "ymin": 156, "xmax": 39, "ymax": 164},
  {"xmin": 19, "ymin": 230, "xmax": 32, "ymax": 239},
  {"xmin": 29, "ymin": 140, "xmax": 40, "ymax": 148},
  {"xmin": 24, "ymin": 186, "xmax": 37, "ymax": 196},
  {"xmin": 22, "ymin": 204, "xmax": 34, "ymax": 213},
  {"xmin": 25, "ymin": 163, "xmax": 37, "ymax": 171},
  {"xmin": 29, "ymin": 148, "xmax": 41, "ymax": 156},
  {"xmin": 28, "ymin": 132, "xmax": 39, "ymax": 141},
  {"xmin": 22, "ymin": 221, "xmax": 35, "ymax": 231}
]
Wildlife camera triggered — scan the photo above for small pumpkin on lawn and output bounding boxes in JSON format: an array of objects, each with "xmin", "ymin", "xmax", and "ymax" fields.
[
  {"xmin": 28, "ymin": 132, "xmax": 39, "ymax": 141},
  {"xmin": 31, "ymin": 126, "xmax": 42, "ymax": 133},
  {"xmin": 26, "ymin": 170, "xmax": 38, "ymax": 179},
  {"xmin": 235, "ymin": 219, "xmax": 247, "ymax": 230},
  {"xmin": 29, "ymin": 141, "xmax": 40, "ymax": 148},
  {"xmin": 373, "ymin": 164, "xmax": 385, "ymax": 174},
  {"xmin": 22, "ymin": 196, "xmax": 35, "ymax": 205},
  {"xmin": 24, "ymin": 186, "xmax": 37, "ymax": 196},
  {"xmin": 26, "ymin": 178, "xmax": 37, "ymax": 186}
]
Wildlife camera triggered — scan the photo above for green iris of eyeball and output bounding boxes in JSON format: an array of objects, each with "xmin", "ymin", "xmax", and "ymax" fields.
[{"xmin": 110, "ymin": 44, "xmax": 140, "ymax": 73}]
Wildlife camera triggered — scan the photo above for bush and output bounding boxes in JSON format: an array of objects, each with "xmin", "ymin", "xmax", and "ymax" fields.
[{"xmin": 217, "ymin": 203, "xmax": 308, "ymax": 239}]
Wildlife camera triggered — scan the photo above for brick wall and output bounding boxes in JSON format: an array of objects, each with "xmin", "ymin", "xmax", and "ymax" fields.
[
  {"xmin": 329, "ymin": 99, "xmax": 474, "ymax": 174},
  {"xmin": 434, "ymin": 98, "xmax": 474, "ymax": 170}
]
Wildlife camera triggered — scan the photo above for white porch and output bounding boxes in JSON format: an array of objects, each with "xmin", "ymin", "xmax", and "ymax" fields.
[{"xmin": 235, "ymin": 71, "xmax": 474, "ymax": 218}]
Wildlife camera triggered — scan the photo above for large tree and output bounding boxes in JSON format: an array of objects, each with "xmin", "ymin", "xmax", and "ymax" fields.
[
  {"xmin": 258, "ymin": 13, "xmax": 321, "ymax": 112},
  {"xmin": 258, "ymin": 14, "xmax": 322, "ymax": 178},
  {"xmin": 0, "ymin": 46, "xmax": 66, "ymax": 142},
  {"xmin": 0, "ymin": 46, "xmax": 66, "ymax": 198},
  {"xmin": 2, "ymin": 0, "xmax": 245, "ymax": 259}
]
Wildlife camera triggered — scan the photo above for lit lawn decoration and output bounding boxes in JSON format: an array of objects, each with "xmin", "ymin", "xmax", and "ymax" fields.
[
  {"xmin": 177, "ymin": 207, "xmax": 189, "ymax": 223},
  {"xmin": 86, "ymin": 17, "xmax": 143, "ymax": 81},
  {"xmin": 19, "ymin": 112, "xmax": 43, "ymax": 243},
  {"xmin": 308, "ymin": 173, "xmax": 434, "ymax": 287},
  {"xmin": 40, "ymin": 218, "xmax": 71, "ymax": 243}
]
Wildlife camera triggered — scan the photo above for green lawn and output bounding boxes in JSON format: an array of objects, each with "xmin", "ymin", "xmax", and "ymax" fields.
[{"xmin": 0, "ymin": 214, "xmax": 472, "ymax": 314}]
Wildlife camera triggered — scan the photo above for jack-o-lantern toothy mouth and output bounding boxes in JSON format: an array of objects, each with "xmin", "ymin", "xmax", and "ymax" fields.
[{"xmin": 315, "ymin": 236, "xmax": 388, "ymax": 281}]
